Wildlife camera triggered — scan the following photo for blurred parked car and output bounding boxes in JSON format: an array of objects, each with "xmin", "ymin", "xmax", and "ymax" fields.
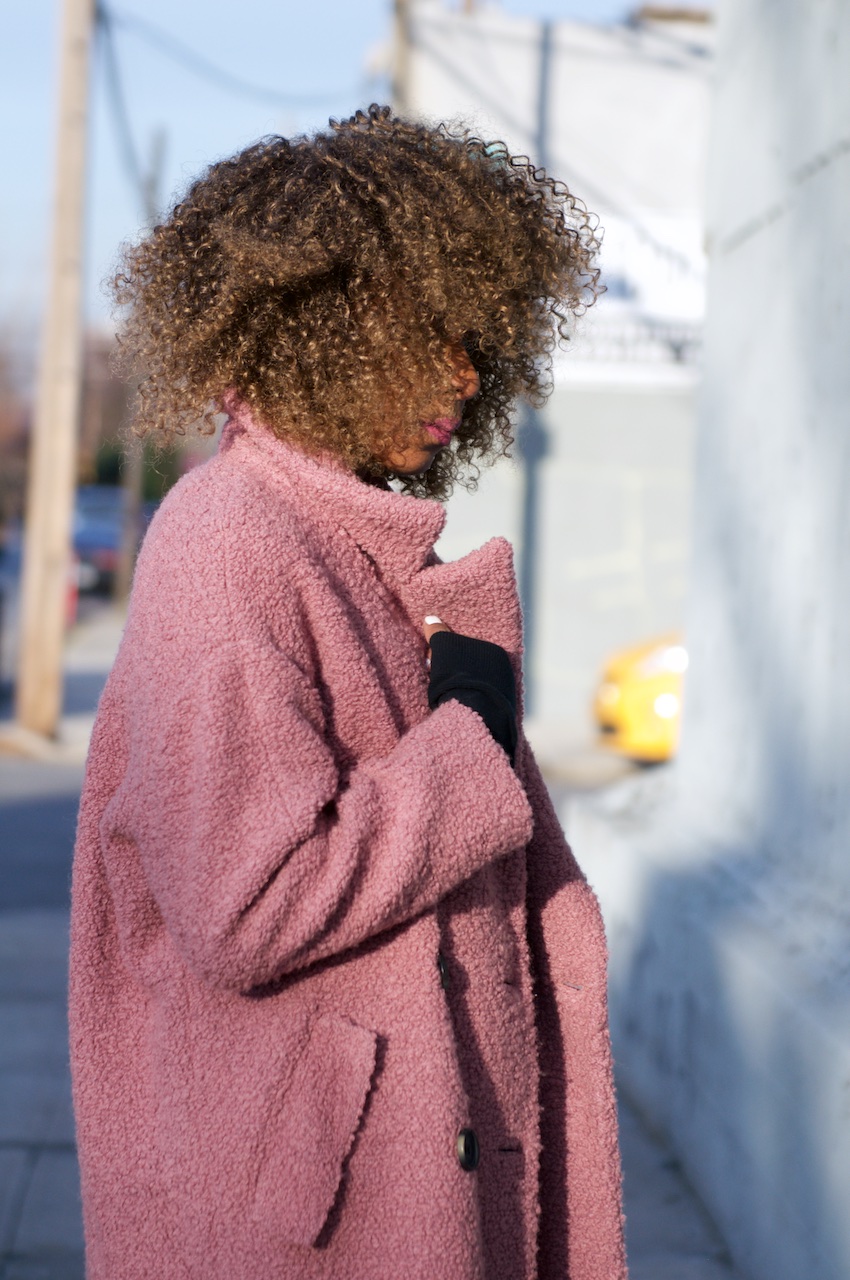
[
  {"xmin": 593, "ymin": 632, "xmax": 687, "ymax": 762},
  {"xmin": 0, "ymin": 482, "xmax": 160, "ymax": 684},
  {"xmin": 0, "ymin": 526, "xmax": 79, "ymax": 688},
  {"xmin": 73, "ymin": 485, "xmax": 159, "ymax": 593},
  {"xmin": 0, "ymin": 532, "xmax": 22, "ymax": 689}
]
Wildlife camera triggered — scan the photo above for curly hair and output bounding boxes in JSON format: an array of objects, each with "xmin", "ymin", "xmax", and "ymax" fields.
[{"xmin": 112, "ymin": 104, "xmax": 601, "ymax": 498}]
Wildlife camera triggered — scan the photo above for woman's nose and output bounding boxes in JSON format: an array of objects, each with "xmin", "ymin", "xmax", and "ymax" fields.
[{"xmin": 450, "ymin": 348, "xmax": 481, "ymax": 401}]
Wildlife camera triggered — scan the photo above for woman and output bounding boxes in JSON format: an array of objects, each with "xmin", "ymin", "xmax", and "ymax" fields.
[{"xmin": 70, "ymin": 106, "xmax": 627, "ymax": 1279}]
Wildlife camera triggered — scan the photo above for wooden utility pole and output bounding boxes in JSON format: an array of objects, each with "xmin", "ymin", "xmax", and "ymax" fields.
[
  {"xmin": 16, "ymin": 0, "xmax": 96, "ymax": 738},
  {"xmin": 392, "ymin": 0, "xmax": 412, "ymax": 116}
]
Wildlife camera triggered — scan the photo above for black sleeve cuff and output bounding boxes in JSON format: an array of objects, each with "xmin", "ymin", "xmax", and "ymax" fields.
[
  {"xmin": 428, "ymin": 632, "xmax": 518, "ymax": 763},
  {"xmin": 428, "ymin": 632, "xmax": 517, "ymax": 710}
]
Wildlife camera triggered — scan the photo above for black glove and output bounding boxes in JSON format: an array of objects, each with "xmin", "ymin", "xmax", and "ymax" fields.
[{"xmin": 427, "ymin": 631, "xmax": 518, "ymax": 765}]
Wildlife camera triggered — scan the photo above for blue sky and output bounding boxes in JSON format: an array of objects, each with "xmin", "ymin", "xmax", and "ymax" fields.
[{"xmin": 3, "ymin": 0, "xmax": 639, "ymax": 341}]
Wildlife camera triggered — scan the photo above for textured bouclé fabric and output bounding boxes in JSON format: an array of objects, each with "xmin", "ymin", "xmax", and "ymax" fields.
[{"xmin": 69, "ymin": 402, "xmax": 627, "ymax": 1280}]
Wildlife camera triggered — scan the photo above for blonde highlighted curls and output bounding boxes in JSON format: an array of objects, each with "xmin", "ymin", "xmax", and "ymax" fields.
[{"xmin": 112, "ymin": 104, "xmax": 601, "ymax": 498}]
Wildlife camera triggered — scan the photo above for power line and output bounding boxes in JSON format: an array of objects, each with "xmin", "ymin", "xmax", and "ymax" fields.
[
  {"xmin": 96, "ymin": 3, "xmax": 147, "ymax": 215},
  {"xmin": 414, "ymin": 21, "xmax": 702, "ymax": 280},
  {"xmin": 101, "ymin": 4, "xmax": 362, "ymax": 109}
]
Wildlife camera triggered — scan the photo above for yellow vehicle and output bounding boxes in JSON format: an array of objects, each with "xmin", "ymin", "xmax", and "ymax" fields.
[{"xmin": 593, "ymin": 632, "xmax": 687, "ymax": 763}]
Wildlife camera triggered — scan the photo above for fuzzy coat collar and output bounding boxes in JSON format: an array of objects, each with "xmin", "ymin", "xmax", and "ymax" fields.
[
  {"xmin": 219, "ymin": 400, "xmax": 525, "ymax": 663},
  {"xmin": 219, "ymin": 400, "xmax": 446, "ymax": 585}
]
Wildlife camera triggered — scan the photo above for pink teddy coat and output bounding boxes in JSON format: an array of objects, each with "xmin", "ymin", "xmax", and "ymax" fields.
[{"xmin": 69, "ymin": 403, "xmax": 627, "ymax": 1280}]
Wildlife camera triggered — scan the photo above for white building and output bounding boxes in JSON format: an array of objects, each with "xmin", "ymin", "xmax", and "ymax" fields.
[
  {"xmin": 566, "ymin": 1, "xmax": 850, "ymax": 1276},
  {"xmin": 403, "ymin": 2, "xmax": 714, "ymax": 731}
]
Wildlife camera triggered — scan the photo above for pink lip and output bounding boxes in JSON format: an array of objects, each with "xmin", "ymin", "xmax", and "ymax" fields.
[{"xmin": 423, "ymin": 416, "xmax": 461, "ymax": 446}]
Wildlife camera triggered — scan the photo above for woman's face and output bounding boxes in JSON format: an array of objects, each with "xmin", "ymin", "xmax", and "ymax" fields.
[{"xmin": 376, "ymin": 344, "xmax": 481, "ymax": 477}]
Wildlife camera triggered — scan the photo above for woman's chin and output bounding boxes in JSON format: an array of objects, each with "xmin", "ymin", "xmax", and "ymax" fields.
[{"xmin": 386, "ymin": 445, "xmax": 442, "ymax": 476}]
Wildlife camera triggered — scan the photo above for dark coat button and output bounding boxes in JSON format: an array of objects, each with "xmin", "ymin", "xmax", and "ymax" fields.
[
  {"xmin": 457, "ymin": 1127, "xmax": 480, "ymax": 1172},
  {"xmin": 436, "ymin": 951, "xmax": 450, "ymax": 989}
]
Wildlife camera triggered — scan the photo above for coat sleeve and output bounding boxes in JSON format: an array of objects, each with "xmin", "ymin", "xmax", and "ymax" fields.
[{"xmin": 102, "ymin": 607, "xmax": 534, "ymax": 994}]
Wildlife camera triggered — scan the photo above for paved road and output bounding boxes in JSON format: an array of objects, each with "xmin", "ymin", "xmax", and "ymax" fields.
[{"xmin": 0, "ymin": 605, "xmax": 743, "ymax": 1279}]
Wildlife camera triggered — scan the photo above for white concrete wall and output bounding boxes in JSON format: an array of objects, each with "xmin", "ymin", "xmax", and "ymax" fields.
[
  {"xmin": 564, "ymin": 4, "xmax": 850, "ymax": 1279},
  {"xmin": 438, "ymin": 370, "xmax": 695, "ymax": 732},
  {"xmin": 407, "ymin": 3, "xmax": 713, "ymax": 321},
  {"xmin": 411, "ymin": 4, "xmax": 709, "ymax": 737}
]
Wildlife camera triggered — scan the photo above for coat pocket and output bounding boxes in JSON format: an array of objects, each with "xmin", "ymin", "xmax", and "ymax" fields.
[{"xmin": 251, "ymin": 1012, "xmax": 378, "ymax": 1248}]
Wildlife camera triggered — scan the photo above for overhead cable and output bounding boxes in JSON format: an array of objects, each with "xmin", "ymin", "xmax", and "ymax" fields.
[
  {"xmin": 101, "ymin": 4, "xmax": 361, "ymax": 108},
  {"xmin": 414, "ymin": 23, "xmax": 702, "ymax": 280},
  {"xmin": 96, "ymin": 3, "xmax": 148, "ymax": 216}
]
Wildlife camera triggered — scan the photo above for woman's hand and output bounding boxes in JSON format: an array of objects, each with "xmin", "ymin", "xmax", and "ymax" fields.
[
  {"xmin": 423, "ymin": 614, "xmax": 451, "ymax": 647},
  {"xmin": 423, "ymin": 614, "xmax": 451, "ymax": 670}
]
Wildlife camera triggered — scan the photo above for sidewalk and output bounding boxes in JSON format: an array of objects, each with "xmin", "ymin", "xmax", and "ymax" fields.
[
  {"xmin": 0, "ymin": 904, "xmax": 81, "ymax": 1280},
  {"xmin": 0, "ymin": 602, "xmax": 744, "ymax": 1279},
  {"xmin": 0, "ymin": 602, "xmax": 118, "ymax": 1279}
]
